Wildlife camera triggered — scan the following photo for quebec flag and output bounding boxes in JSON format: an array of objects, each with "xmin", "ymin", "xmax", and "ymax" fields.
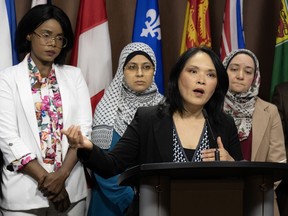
[
  {"xmin": 0, "ymin": 0, "xmax": 18, "ymax": 71},
  {"xmin": 132, "ymin": 0, "xmax": 165, "ymax": 94}
]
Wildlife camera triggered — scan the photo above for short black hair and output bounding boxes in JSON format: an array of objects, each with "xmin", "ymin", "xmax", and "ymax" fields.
[
  {"xmin": 16, "ymin": 4, "xmax": 74, "ymax": 65},
  {"xmin": 164, "ymin": 46, "xmax": 229, "ymax": 124}
]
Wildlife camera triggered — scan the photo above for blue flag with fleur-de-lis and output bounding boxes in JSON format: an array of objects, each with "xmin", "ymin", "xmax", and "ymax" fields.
[
  {"xmin": 0, "ymin": 0, "xmax": 19, "ymax": 71},
  {"xmin": 132, "ymin": 0, "xmax": 164, "ymax": 94}
]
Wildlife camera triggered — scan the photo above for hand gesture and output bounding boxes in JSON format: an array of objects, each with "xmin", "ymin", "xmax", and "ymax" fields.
[
  {"xmin": 201, "ymin": 137, "xmax": 235, "ymax": 161},
  {"xmin": 61, "ymin": 125, "xmax": 93, "ymax": 150}
]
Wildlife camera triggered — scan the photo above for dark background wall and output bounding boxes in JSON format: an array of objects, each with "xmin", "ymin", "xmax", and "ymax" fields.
[{"xmin": 15, "ymin": 0, "xmax": 281, "ymax": 101}]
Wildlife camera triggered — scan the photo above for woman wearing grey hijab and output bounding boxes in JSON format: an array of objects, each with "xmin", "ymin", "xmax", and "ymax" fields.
[{"xmin": 88, "ymin": 42, "xmax": 164, "ymax": 216}]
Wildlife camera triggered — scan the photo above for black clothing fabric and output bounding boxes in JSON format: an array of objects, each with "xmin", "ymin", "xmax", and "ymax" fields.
[{"xmin": 78, "ymin": 105, "xmax": 243, "ymax": 178}]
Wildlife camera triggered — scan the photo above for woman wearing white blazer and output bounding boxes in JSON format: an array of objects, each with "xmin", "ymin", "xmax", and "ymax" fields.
[{"xmin": 0, "ymin": 5, "xmax": 92, "ymax": 216}]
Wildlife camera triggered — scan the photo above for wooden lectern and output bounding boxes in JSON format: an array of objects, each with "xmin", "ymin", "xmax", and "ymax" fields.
[{"xmin": 119, "ymin": 161, "xmax": 288, "ymax": 216}]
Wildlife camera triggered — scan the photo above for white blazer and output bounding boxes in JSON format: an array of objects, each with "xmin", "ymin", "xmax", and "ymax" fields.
[{"xmin": 0, "ymin": 55, "xmax": 92, "ymax": 210}]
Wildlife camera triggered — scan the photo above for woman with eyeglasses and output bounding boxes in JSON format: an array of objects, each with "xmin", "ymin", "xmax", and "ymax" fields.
[
  {"xmin": 87, "ymin": 42, "xmax": 164, "ymax": 216},
  {"xmin": 0, "ymin": 5, "xmax": 92, "ymax": 216},
  {"xmin": 62, "ymin": 46, "xmax": 243, "ymax": 215}
]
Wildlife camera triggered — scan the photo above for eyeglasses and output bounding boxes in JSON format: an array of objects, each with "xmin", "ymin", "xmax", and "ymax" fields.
[
  {"xmin": 124, "ymin": 63, "xmax": 154, "ymax": 73},
  {"xmin": 33, "ymin": 31, "xmax": 68, "ymax": 49}
]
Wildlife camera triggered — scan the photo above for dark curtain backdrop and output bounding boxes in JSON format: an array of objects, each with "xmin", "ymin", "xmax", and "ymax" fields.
[{"xmin": 14, "ymin": 0, "xmax": 281, "ymax": 101}]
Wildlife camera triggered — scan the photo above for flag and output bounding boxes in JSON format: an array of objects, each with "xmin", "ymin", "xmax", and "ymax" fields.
[
  {"xmin": 31, "ymin": 0, "xmax": 50, "ymax": 7},
  {"xmin": 270, "ymin": 0, "xmax": 288, "ymax": 97},
  {"xmin": 132, "ymin": 0, "xmax": 165, "ymax": 94},
  {"xmin": 220, "ymin": 0, "xmax": 245, "ymax": 61},
  {"xmin": 0, "ymin": 0, "xmax": 18, "ymax": 71},
  {"xmin": 180, "ymin": 0, "xmax": 212, "ymax": 54},
  {"xmin": 71, "ymin": 0, "xmax": 113, "ymax": 114}
]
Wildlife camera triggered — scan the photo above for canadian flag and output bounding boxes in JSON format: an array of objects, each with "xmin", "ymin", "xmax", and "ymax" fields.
[{"xmin": 71, "ymin": 0, "xmax": 112, "ymax": 114}]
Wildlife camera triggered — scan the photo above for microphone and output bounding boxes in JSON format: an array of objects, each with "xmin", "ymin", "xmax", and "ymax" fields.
[{"xmin": 202, "ymin": 109, "xmax": 220, "ymax": 161}]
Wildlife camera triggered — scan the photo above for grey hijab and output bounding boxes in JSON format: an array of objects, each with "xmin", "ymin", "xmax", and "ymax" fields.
[{"xmin": 91, "ymin": 42, "xmax": 164, "ymax": 149}]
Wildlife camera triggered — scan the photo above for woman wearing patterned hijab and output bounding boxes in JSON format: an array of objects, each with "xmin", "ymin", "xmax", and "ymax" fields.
[
  {"xmin": 223, "ymin": 49, "xmax": 286, "ymax": 216},
  {"xmin": 88, "ymin": 42, "xmax": 164, "ymax": 216}
]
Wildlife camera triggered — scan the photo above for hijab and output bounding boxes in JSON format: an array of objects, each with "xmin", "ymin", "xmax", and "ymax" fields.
[
  {"xmin": 91, "ymin": 42, "xmax": 164, "ymax": 149},
  {"xmin": 223, "ymin": 49, "xmax": 260, "ymax": 141}
]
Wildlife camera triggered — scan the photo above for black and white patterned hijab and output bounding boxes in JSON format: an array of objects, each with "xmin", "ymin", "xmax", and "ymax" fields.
[
  {"xmin": 223, "ymin": 49, "xmax": 260, "ymax": 141},
  {"xmin": 91, "ymin": 42, "xmax": 164, "ymax": 149}
]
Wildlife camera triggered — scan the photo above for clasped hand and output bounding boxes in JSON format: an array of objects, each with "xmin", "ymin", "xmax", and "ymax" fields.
[{"xmin": 38, "ymin": 169, "xmax": 71, "ymax": 212}]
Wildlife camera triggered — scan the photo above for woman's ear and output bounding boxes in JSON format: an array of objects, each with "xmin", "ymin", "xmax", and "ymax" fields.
[{"xmin": 26, "ymin": 34, "xmax": 32, "ymax": 41}]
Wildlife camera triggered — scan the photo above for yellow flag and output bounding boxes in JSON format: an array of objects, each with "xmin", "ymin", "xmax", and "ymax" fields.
[{"xmin": 180, "ymin": 0, "xmax": 211, "ymax": 54}]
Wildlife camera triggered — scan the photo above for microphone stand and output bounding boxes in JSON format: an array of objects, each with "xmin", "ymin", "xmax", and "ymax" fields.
[{"xmin": 202, "ymin": 109, "xmax": 220, "ymax": 161}]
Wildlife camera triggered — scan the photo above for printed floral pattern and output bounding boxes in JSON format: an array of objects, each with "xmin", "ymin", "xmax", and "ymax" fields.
[{"xmin": 12, "ymin": 57, "xmax": 63, "ymax": 171}]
